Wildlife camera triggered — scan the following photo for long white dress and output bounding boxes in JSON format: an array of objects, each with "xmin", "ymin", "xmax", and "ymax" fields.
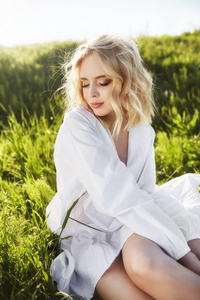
[{"xmin": 46, "ymin": 106, "xmax": 200, "ymax": 299}]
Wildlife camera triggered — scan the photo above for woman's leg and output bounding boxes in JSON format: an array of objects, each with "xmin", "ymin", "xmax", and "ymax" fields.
[
  {"xmin": 178, "ymin": 239, "xmax": 200, "ymax": 275},
  {"xmin": 178, "ymin": 251, "xmax": 200, "ymax": 275},
  {"xmin": 188, "ymin": 239, "xmax": 200, "ymax": 260},
  {"xmin": 95, "ymin": 252, "xmax": 154, "ymax": 300},
  {"xmin": 122, "ymin": 234, "xmax": 200, "ymax": 300}
]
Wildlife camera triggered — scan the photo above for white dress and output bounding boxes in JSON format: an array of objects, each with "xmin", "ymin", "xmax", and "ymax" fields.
[{"xmin": 46, "ymin": 106, "xmax": 200, "ymax": 299}]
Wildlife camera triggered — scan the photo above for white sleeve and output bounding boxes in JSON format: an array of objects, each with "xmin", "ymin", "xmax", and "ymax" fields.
[
  {"xmin": 136, "ymin": 131, "xmax": 200, "ymax": 243},
  {"xmin": 54, "ymin": 113, "xmax": 191, "ymax": 260}
]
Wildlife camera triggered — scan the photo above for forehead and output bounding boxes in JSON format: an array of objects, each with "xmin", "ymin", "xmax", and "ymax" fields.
[{"xmin": 80, "ymin": 53, "xmax": 106, "ymax": 79}]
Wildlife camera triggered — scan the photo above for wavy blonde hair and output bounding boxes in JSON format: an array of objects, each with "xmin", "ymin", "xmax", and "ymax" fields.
[{"xmin": 63, "ymin": 34, "xmax": 155, "ymax": 137}]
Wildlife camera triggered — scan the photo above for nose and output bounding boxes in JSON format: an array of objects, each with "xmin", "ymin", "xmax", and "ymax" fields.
[{"xmin": 89, "ymin": 83, "xmax": 100, "ymax": 98}]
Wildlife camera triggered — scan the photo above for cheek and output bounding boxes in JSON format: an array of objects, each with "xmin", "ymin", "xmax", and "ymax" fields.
[
  {"xmin": 106, "ymin": 85, "xmax": 113, "ymax": 100},
  {"xmin": 82, "ymin": 89, "xmax": 88, "ymax": 101}
]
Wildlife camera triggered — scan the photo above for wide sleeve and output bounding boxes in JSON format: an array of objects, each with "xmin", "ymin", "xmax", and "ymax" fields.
[
  {"xmin": 136, "ymin": 130, "xmax": 200, "ymax": 243},
  {"xmin": 54, "ymin": 112, "xmax": 191, "ymax": 260}
]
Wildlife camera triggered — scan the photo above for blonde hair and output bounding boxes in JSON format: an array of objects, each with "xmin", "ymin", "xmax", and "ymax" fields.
[{"xmin": 63, "ymin": 34, "xmax": 155, "ymax": 137}]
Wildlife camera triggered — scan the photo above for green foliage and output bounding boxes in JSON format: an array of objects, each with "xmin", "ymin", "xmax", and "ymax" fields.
[
  {"xmin": 0, "ymin": 104, "xmax": 66, "ymax": 299},
  {"xmin": 155, "ymin": 131, "xmax": 200, "ymax": 184},
  {"xmin": 0, "ymin": 99, "xmax": 65, "ymax": 186},
  {"xmin": 154, "ymin": 103, "xmax": 200, "ymax": 183},
  {"xmin": 137, "ymin": 30, "xmax": 200, "ymax": 134},
  {"xmin": 0, "ymin": 178, "xmax": 58, "ymax": 300},
  {"xmin": 0, "ymin": 40, "xmax": 77, "ymax": 125}
]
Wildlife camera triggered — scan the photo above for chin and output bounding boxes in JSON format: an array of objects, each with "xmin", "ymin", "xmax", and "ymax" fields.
[{"xmin": 94, "ymin": 112, "xmax": 106, "ymax": 117}]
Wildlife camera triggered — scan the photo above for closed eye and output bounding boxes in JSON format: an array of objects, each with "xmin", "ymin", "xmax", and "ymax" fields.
[
  {"xmin": 81, "ymin": 79, "xmax": 112, "ymax": 88},
  {"xmin": 99, "ymin": 80, "xmax": 112, "ymax": 87},
  {"xmin": 81, "ymin": 83, "xmax": 89, "ymax": 88}
]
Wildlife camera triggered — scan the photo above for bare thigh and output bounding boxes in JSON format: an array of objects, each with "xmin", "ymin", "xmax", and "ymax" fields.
[
  {"xmin": 122, "ymin": 233, "xmax": 200, "ymax": 300},
  {"xmin": 95, "ymin": 252, "xmax": 154, "ymax": 300}
]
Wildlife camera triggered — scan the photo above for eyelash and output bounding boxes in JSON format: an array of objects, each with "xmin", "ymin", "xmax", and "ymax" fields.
[
  {"xmin": 81, "ymin": 81, "xmax": 112, "ymax": 88},
  {"xmin": 81, "ymin": 84, "xmax": 89, "ymax": 88}
]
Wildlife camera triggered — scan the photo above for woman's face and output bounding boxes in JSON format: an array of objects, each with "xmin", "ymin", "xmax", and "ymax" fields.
[{"xmin": 80, "ymin": 53, "xmax": 115, "ymax": 124}]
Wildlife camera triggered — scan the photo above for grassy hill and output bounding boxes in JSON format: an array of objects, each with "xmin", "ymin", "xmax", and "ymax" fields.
[{"xmin": 0, "ymin": 30, "xmax": 200, "ymax": 133}]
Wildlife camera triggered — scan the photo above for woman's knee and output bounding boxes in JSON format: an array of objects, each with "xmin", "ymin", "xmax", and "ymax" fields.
[
  {"xmin": 122, "ymin": 234, "xmax": 164, "ymax": 279},
  {"xmin": 95, "ymin": 252, "xmax": 155, "ymax": 300},
  {"xmin": 123, "ymin": 249, "xmax": 155, "ymax": 279}
]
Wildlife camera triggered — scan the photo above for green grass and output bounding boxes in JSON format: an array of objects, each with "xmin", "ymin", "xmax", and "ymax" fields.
[
  {"xmin": 155, "ymin": 131, "xmax": 200, "ymax": 184},
  {"xmin": 0, "ymin": 104, "xmax": 199, "ymax": 299},
  {"xmin": 0, "ymin": 105, "xmax": 64, "ymax": 299}
]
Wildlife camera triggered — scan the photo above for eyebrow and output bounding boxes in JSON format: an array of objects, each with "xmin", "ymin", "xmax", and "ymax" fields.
[{"xmin": 80, "ymin": 75, "xmax": 107, "ymax": 80}]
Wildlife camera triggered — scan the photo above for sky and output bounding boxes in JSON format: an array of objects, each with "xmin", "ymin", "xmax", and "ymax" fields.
[{"xmin": 0, "ymin": 0, "xmax": 200, "ymax": 47}]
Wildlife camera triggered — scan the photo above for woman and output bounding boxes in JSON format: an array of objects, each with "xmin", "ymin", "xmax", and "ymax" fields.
[{"xmin": 46, "ymin": 34, "xmax": 200, "ymax": 300}]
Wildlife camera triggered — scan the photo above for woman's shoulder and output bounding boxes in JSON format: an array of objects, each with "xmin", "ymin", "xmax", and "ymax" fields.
[
  {"xmin": 58, "ymin": 106, "xmax": 102, "ymax": 137},
  {"xmin": 133, "ymin": 123, "xmax": 155, "ymax": 143},
  {"xmin": 64, "ymin": 106, "xmax": 97, "ymax": 125}
]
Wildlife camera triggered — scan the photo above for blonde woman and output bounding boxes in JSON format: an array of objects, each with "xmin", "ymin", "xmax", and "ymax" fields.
[{"xmin": 46, "ymin": 35, "xmax": 200, "ymax": 300}]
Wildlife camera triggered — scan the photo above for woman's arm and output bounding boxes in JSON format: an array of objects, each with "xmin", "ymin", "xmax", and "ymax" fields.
[
  {"xmin": 54, "ymin": 110, "xmax": 191, "ymax": 260},
  {"xmin": 135, "ymin": 126, "xmax": 200, "ymax": 246}
]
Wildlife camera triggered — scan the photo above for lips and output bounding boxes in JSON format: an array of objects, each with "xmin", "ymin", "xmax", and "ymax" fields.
[{"xmin": 91, "ymin": 102, "xmax": 104, "ymax": 109}]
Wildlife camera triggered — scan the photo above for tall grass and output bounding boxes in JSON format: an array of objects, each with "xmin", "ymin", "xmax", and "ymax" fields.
[
  {"xmin": 0, "ymin": 103, "xmax": 199, "ymax": 299},
  {"xmin": 0, "ymin": 103, "xmax": 64, "ymax": 300},
  {"xmin": 155, "ymin": 110, "xmax": 200, "ymax": 183}
]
